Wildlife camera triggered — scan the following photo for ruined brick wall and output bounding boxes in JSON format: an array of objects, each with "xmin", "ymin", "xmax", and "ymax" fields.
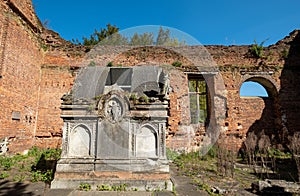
[
  {"xmin": 8, "ymin": 0, "xmax": 40, "ymax": 29},
  {"xmin": 1, "ymin": 0, "xmax": 299, "ymax": 154},
  {"xmin": 35, "ymin": 65, "xmax": 75, "ymax": 149},
  {"xmin": 0, "ymin": 1, "xmax": 43, "ymax": 152}
]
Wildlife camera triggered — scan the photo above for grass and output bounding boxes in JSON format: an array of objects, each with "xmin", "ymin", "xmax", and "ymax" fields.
[
  {"xmin": 171, "ymin": 147, "xmax": 296, "ymax": 195},
  {"xmin": 0, "ymin": 147, "xmax": 61, "ymax": 183}
]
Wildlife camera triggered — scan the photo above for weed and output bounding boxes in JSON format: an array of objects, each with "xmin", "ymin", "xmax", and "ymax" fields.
[
  {"xmin": 97, "ymin": 184, "xmax": 111, "ymax": 191},
  {"xmin": 249, "ymin": 39, "xmax": 267, "ymax": 58},
  {"xmin": 0, "ymin": 156, "xmax": 13, "ymax": 170},
  {"xmin": 31, "ymin": 171, "xmax": 42, "ymax": 182},
  {"xmin": 172, "ymin": 61, "xmax": 182, "ymax": 67},
  {"xmin": 166, "ymin": 148, "xmax": 179, "ymax": 161},
  {"xmin": 0, "ymin": 171, "xmax": 9, "ymax": 179},
  {"xmin": 88, "ymin": 61, "xmax": 96, "ymax": 66},
  {"xmin": 138, "ymin": 95, "xmax": 149, "ymax": 103},
  {"xmin": 107, "ymin": 62, "xmax": 113, "ymax": 67},
  {"xmin": 13, "ymin": 174, "xmax": 26, "ymax": 182},
  {"xmin": 112, "ymin": 184, "xmax": 127, "ymax": 191},
  {"xmin": 194, "ymin": 179, "xmax": 217, "ymax": 196},
  {"xmin": 79, "ymin": 183, "xmax": 91, "ymax": 191},
  {"xmin": 129, "ymin": 93, "xmax": 137, "ymax": 102}
]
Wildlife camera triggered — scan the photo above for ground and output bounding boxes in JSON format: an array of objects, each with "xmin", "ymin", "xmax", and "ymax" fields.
[{"xmin": 0, "ymin": 148, "xmax": 298, "ymax": 195}]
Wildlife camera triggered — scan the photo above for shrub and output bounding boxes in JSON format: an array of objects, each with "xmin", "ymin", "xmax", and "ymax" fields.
[{"xmin": 249, "ymin": 40, "xmax": 266, "ymax": 58}]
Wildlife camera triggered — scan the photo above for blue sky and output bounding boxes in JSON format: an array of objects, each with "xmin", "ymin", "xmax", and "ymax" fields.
[
  {"xmin": 32, "ymin": 0, "xmax": 299, "ymax": 97},
  {"xmin": 32, "ymin": 0, "xmax": 300, "ymax": 46}
]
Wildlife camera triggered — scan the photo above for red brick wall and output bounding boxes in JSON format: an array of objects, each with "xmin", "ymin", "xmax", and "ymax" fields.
[
  {"xmin": 35, "ymin": 65, "xmax": 75, "ymax": 149},
  {"xmin": 0, "ymin": 2, "xmax": 43, "ymax": 152}
]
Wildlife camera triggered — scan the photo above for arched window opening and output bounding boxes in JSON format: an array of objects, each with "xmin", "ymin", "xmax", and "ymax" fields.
[{"xmin": 240, "ymin": 81, "xmax": 268, "ymax": 97}]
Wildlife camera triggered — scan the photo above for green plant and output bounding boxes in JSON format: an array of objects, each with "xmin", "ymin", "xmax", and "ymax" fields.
[
  {"xmin": 172, "ymin": 61, "xmax": 182, "ymax": 67},
  {"xmin": 31, "ymin": 171, "xmax": 42, "ymax": 182},
  {"xmin": 87, "ymin": 104, "xmax": 94, "ymax": 112},
  {"xmin": 79, "ymin": 183, "xmax": 91, "ymax": 191},
  {"xmin": 129, "ymin": 93, "xmax": 137, "ymax": 102},
  {"xmin": 13, "ymin": 174, "xmax": 26, "ymax": 182},
  {"xmin": 194, "ymin": 179, "xmax": 217, "ymax": 196},
  {"xmin": 0, "ymin": 171, "xmax": 9, "ymax": 179},
  {"xmin": 166, "ymin": 148, "xmax": 179, "ymax": 161},
  {"xmin": 107, "ymin": 62, "xmax": 113, "ymax": 67},
  {"xmin": 88, "ymin": 61, "xmax": 96, "ymax": 67},
  {"xmin": 138, "ymin": 95, "xmax": 149, "ymax": 103},
  {"xmin": 0, "ymin": 157, "xmax": 13, "ymax": 170},
  {"xmin": 41, "ymin": 169, "xmax": 54, "ymax": 183},
  {"xmin": 97, "ymin": 184, "xmax": 111, "ymax": 191},
  {"xmin": 111, "ymin": 184, "xmax": 127, "ymax": 191},
  {"xmin": 249, "ymin": 39, "xmax": 267, "ymax": 58}
]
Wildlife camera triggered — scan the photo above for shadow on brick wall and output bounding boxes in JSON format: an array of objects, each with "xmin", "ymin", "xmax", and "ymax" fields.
[{"xmin": 279, "ymin": 30, "xmax": 300, "ymax": 140}]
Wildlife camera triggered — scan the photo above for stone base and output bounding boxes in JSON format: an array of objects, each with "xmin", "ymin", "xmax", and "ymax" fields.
[{"xmin": 51, "ymin": 172, "xmax": 173, "ymax": 191}]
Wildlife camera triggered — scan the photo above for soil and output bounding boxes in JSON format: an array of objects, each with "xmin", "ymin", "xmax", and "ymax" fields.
[{"xmin": 0, "ymin": 157, "xmax": 298, "ymax": 195}]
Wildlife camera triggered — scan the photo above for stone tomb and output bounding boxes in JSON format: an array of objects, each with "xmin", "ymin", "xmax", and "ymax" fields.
[{"xmin": 51, "ymin": 66, "xmax": 172, "ymax": 191}]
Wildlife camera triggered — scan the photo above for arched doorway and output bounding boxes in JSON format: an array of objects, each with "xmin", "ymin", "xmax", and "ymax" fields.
[{"xmin": 239, "ymin": 76, "xmax": 279, "ymax": 145}]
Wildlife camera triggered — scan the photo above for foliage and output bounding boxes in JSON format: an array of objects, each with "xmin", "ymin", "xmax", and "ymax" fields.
[
  {"xmin": 76, "ymin": 25, "xmax": 186, "ymax": 47},
  {"xmin": 194, "ymin": 179, "xmax": 218, "ymax": 196},
  {"xmin": 166, "ymin": 148, "xmax": 179, "ymax": 161},
  {"xmin": 0, "ymin": 146, "xmax": 61, "ymax": 184},
  {"xmin": 99, "ymin": 33, "xmax": 129, "ymax": 46},
  {"xmin": 82, "ymin": 23, "xmax": 119, "ymax": 46},
  {"xmin": 249, "ymin": 39, "xmax": 267, "ymax": 58},
  {"xmin": 13, "ymin": 174, "xmax": 26, "ymax": 182},
  {"xmin": 79, "ymin": 183, "xmax": 91, "ymax": 191},
  {"xmin": 107, "ymin": 61, "xmax": 113, "ymax": 67},
  {"xmin": 0, "ymin": 156, "xmax": 13, "ymax": 170},
  {"xmin": 156, "ymin": 26, "xmax": 185, "ymax": 46},
  {"xmin": 88, "ymin": 61, "xmax": 96, "ymax": 67},
  {"xmin": 172, "ymin": 61, "xmax": 182, "ymax": 67},
  {"xmin": 129, "ymin": 93, "xmax": 137, "ymax": 102},
  {"xmin": 0, "ymin": 171, "xmax": 9, "ymax": 179},
  {"xmin": 130, "ymin": 32, "xmax": 154, "ymax": 46},
  {"xmin": 96, "ymin": 184, "xmax": 128, "ymax": 191},
  {"xmin": 138, "ymin": 95, "xmax": 149, "ymax": 103},
  {"xmin": 97, "ymin": 184, "xmax": 111, "ymax": 191}
]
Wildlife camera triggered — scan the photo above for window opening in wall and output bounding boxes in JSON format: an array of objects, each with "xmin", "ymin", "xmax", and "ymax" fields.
[
  {"xmin": 188, "ymin": 75, "xmax": 208, "ymax": 124},
  {"xmin": 105, "ymin": 68, "xmax": 132, "ymax": 92},
  {"xmin": 240, "ymin": 81, "xmax": 268, "ymax": 97}
]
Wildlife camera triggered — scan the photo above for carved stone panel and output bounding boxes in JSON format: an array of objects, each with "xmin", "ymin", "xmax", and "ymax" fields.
[
  {"xmin": 136, "ymin": 125, "xmax": 157, "ymax": 158},
  {"xmin": 69, "ymin": 125, "xmax": 91, "ymax": 157}
]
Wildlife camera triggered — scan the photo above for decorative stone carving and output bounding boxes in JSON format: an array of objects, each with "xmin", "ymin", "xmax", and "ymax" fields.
[
  {"xmin": 161, "ymin": 73, "xmax": 171, "ymax": 99},
  {"xmin": 105, "ymin": 98, "xmax": 123, "ymax": 123}
]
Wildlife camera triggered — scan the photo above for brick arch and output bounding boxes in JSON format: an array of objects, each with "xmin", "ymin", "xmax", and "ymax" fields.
[{"xmin": 239, "ymin": 75, "xmax": 279, "ymax": 98}]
